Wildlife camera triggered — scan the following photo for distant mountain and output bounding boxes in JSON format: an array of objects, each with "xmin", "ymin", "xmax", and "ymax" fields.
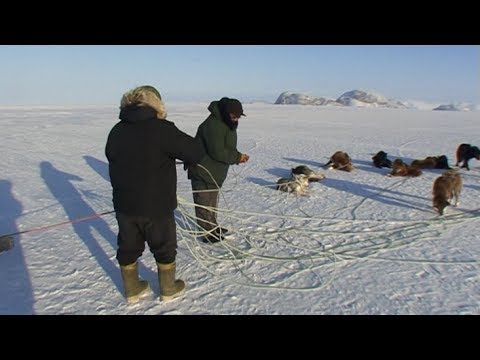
[
  {"xmin": 275, "ymin": 92, "xmax": 340, "ymax": 106},
  {"xmin": 336, "ymin": 90, "xmax": 407, "ymax": 109},
  {"xmin": 433, "ymin": 103, "xmax": 473, "ymax": 111},
  {"xmin": 275, "ymin": 90, "xmax": 407, "ymax": 109},
  {"xmin": 274, "ymin": 90, "xmax": 477, "ymax": 110}
]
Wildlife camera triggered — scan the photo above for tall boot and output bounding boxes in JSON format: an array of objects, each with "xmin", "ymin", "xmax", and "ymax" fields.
[
  {"xmin": 157, "ymin": 262, "xmax": 185, "ymax": 301},
  {"xmin": 120, "ymin": 262, "xmax": 151, "ymax": 304}
]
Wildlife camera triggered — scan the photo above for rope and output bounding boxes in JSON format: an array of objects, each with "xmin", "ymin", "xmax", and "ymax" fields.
[
  {"xmin": 4, "ymin": 160, "xmax": 478, "ymax": 292},
  {"xmin": 174, "ymin": 162, "xmax": 480, "ymax": 291},
  {"xmin": 0, "ymin": 210, "xmax": 115, "ymax": 240}
]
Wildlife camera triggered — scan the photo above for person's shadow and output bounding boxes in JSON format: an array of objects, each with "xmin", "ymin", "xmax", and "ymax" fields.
[
  {"xmin": 0, "ymin": 180, "xmax": 34, "ymax": 314},
  {"xmin": 83, "ymin": 155, "xmax": 110, "ymax": 182},
  {"xmin": 40, "ymin": 161, "xmax": 156, "ymax": 297}
]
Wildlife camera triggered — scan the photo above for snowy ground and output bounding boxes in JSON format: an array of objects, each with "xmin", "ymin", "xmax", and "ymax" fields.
[{"xmin": 1, "ymin": 103, "xmax": 479, "ymax": 314}]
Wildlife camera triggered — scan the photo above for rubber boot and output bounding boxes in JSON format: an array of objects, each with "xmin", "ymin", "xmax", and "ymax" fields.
[
  {"xmin": 120, "ymin": 262, "xmax": 150, "ymax": 304},
  {"xmin": 0, "ymin": 236, "xmax": 14, "ymax": 253},
  {"xmin": 157, "ymin": 262, "xmax": 185, "ymax": 301}
]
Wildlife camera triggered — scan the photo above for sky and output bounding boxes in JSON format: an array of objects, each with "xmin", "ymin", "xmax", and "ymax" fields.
[
  {"xmin": 1, "ymin": 103, "xmax": 479, "ymax": 314},
  {"xmin": 0, "ymin": 45, "xmax": 478, "ymax": 106}
]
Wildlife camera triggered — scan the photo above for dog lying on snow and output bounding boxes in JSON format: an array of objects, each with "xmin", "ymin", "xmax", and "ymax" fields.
[
  {"xmin": 276, "ymin": 173, "xmax": 310, "ymax": 195},
  {"xmin": 291, "ymin": 165, "xmax": 326, "ymax": 182},
  {"xmin": 372, "ymin": 151, "xmax": 392, "ymax": 168},
  {"xmin": 387, "ymin": 159, "xmax": 422, "ymax": 177},
  {"xmin": 432, "ymin": 169, "xmax": 463, "ymax": 215},
  {"xmin": 324, "ymin": 151, "xmax": 354, "ymax": 172},
  {"xmin": 410, "ymin": 155, "xmax": 451, "ymax": 169}
]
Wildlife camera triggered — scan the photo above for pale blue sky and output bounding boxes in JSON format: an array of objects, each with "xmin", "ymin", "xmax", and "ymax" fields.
[{"xmin": 0, "ymin": 45, "xmax": 478, "ymax": 106}]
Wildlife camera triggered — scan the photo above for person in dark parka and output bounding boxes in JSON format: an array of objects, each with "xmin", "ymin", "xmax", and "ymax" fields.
[
  {"xmin": 105, "ymin": 85, "xmax": 205, "ymax": 303},
  {"xmin": 187, "ymin": 97, "xmax": 249, "ymax": 243}
]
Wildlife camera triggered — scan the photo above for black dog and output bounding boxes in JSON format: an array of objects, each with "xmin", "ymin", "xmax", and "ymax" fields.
[
  {"xmin": 291, "ymin": 165, "xmax": 325, "ymax": 182},
  {"xmin": 456, "ymin": 144, "xmax": 480, "ymax": 170},
  {"xmin": 372, "ymin": 151, "xmax": 392, "ymax": 168},
  {"xmin": 434, "ymin": 155, "xmax": 451, "ymax": 170}
]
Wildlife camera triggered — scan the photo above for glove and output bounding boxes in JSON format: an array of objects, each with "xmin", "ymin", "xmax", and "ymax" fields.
[{"xmin": 239, "ymin": 153, "xmax": 250, "ymax": 163}]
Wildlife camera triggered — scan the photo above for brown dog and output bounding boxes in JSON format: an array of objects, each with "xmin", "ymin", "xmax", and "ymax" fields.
[
  {"xmin": 324, "ymin": 151, "xmax": 354, "ymax": 172},
  {"xmin": 432, "ymin": 170, "xmax": 463, "ymax": 215},
  {"xmin": 388, "ymin": 159, "xmax": 422, "ymax": 177},
  {"xmin": 410, "ymin": 157, "xmax": 437, "ymax": 169},
  {"xmin": 411, "ymin": 155, "xmax": 451, "ymax": 169}
]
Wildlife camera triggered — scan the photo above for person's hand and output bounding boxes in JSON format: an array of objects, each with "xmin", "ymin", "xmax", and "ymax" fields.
[{"xmin": 239, "ymin": 153, "xmax": 250, "ymax": 163}]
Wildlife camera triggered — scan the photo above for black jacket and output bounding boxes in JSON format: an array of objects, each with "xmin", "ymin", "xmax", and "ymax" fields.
[{"xmin": 106, "ymin": 105, "xmax": 205, "ymax": 216}]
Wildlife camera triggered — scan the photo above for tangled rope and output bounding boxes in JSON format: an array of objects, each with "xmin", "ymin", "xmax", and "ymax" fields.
[{"xmin": 175, "ymin": 164, "xmax": 480, "ymax": 292}]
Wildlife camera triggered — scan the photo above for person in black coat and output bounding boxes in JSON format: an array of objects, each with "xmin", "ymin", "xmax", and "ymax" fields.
[{"xmin": 105, "ymin": 85, "xmax": 205, "ymax": 303}]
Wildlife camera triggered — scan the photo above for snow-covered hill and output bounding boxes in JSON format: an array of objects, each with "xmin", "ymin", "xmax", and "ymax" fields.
[
  {"xmin": 275, "ymin": 90, "xmax": 408, "ymax": 109},
  {"xmin": 433, "ymin": 103, "xmax": 473, "ymax": 111},
  {"xmin": 336, "ymin": 90, "xmax": 407, "ymax": 109},
  {"xmin": 275, "ymin": 92, "xmax": 340, "ymax": 106}
]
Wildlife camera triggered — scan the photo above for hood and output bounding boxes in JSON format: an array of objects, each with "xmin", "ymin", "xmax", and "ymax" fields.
[
  {"xmin": 207, "ymin": 98, "xmax": 239, "ymax": 130},
  {"xmin": 120, "ymin": 86, "xmax": 167, "ymax": 119},
  {"xmin": 119, "ymin": 105, "xmax": 158, "ymax": 123}
]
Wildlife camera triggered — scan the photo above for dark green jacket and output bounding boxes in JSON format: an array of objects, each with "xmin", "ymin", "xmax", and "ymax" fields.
[{"xmin": 188, "ymin": 100, "xmax": 242, "ymax": 189}]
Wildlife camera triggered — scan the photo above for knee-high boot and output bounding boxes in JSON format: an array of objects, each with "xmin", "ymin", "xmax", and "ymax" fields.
[
  {"xmin": 120, "ymin": 262, "xmax": 150, "ymax": 303},
  {"xmin": 157, "ymin": 262, "xmax": 185, "ymax": 301}
]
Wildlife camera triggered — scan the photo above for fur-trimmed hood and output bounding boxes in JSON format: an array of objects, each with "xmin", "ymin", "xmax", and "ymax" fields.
[{"xmin": 120, "ymin": 85, "xmax": 167, "ymax": 119}]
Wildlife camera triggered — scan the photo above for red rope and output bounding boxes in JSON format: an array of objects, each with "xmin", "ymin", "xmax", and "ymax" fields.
[{"xmin": 0, "ymin": 210, "xmax": 115, "ymax": 240}]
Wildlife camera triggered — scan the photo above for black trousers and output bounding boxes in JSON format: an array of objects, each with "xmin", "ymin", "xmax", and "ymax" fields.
[
  {"xmin": 115, "ymin": 212, "xmax": 177, "ymax": 266},
  {"xmin": 191, "ymin": 185, "xmax": 220, "ymax": 233}
]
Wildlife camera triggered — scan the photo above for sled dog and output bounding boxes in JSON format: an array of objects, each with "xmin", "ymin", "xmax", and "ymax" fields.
[
  {"xmin": 324, "ymin": 151, "xmax": 354, "ymax": 172},
  {"xmin": 276, "ymin": 174, "xmax": 309, "ymax": 195},
  {"xmin": 291, "ymin": 165, "xmax": 326, "ymax": 182},
  {"xmin": 432, "ymin": 170, "xmax": 463, "ymax": 215}
]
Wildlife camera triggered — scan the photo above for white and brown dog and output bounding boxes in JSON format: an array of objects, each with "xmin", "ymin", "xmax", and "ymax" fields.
[
  {"xmin": 276, "ymin": 173, "xmax": 310, "ymax": 195},
  {"xmin": 432, "ymin": 170, "xmax": 463, "ymax": 215}
]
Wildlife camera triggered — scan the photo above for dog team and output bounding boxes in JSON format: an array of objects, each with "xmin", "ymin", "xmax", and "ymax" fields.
[{"xmin": 276, "ymin": 143, "xmax": 479, "ymax": 215}]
